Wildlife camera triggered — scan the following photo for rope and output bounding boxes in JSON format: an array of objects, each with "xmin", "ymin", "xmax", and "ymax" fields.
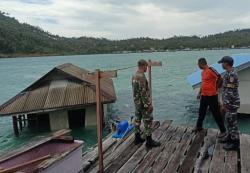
[{"xmin": 112, "ymin": 65, "xmax": 137, "ymax": 72}]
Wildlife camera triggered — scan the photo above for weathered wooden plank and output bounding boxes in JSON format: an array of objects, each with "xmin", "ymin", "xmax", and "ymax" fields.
[
  {"xmin": 87, "ymin": 121, "xmax": 161, "ymax": 173},
  {"xmin": 240, "ymin": 134, "xmax": 250, "ymax": 173},
  {"xmin": 82, "ymin": 135, "xmax": 117, "ymax": 162},
  {"xmin": 86, "ymin": 131, "xmax": 135, "ymax": 173},
  {"xmin": 224, "ymin": 150, "xmax": 238, "ymax": 173},
  {"xmin": 117, "ymin": 121, "xmax": 173, "ymax": 173},
  {"xmin": 82, "ymin": 133, "xmax": 133, "ymax": 172},
  {"xmin": 106, "ymin": 120, "xmax": 172, "ymax": 173},
  {"xmin": 83, "ymin": 122, "xmax": 152, "ymax": 172},
  {"xmin": 81, "ymin": 122, "xmax": 250, "ymax": 173},
  {"xmin": 178, "ymin": 129, "xmax": 206, "ymax": 173},
  {"xmin": 82, "ymin": 135, "xmax": 117, "ymax": 171},
  {"xmin": 193, "ymin": 128, "xmax": 218, "ymax": 173},
  {"xmin": 83, "ymin": 127, "xmax": 136, "ymax": 172},
  {"xmin": 162, "ymin": 127, "xmax": 195, "ymax": 173},
  {"xmin": 209, "ymin": 134, "xmax": 226, "ymax": 173},
  {"xmin": 149, "ymin": 126, "xmax": 188, "ymax": 173},
  {"xmin": 132, "ymin": 126, "xmax": 176, "ymax": 173}
]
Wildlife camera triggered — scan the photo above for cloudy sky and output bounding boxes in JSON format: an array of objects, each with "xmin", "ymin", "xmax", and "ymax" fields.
[{"xmin": 1, "ymin": 0, "xmax": 250, "ymax": 39}]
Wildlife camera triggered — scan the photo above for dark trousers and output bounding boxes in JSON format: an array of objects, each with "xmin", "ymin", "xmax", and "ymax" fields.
[{"xmin": 196, "ymin": 95, "xmax": 226, "ymax": 133}]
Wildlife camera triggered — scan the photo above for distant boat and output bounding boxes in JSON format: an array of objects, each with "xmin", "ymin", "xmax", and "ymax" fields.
[{"xmin": 187, "ymin": 53, "xmax": 250, "ymax": 115}]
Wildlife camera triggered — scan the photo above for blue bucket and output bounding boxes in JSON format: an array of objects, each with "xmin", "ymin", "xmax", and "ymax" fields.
[{"xmin": 112, "ymin": 120, "xmax": 134, "ymax": 139}]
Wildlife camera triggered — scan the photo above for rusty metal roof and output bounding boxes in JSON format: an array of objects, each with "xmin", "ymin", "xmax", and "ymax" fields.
[{"xmin": 0, "ymin": 63, "xmax": 116, "ymax": 116}]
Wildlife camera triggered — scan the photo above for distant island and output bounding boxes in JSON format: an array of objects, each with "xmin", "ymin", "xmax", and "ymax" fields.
[{"xmin": 1, "ymin": 11, "xmax": 250, "ymax": 58}]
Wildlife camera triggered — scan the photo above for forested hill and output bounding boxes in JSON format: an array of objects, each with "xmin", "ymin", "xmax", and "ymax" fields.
[{"xmin": 1, "ymin": 11, "xmax": 250, "ymax": 58}]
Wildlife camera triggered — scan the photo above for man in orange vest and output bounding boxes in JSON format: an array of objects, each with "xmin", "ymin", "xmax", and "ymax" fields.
[{"xmin": 193, "ymin": 58, "xmax": 226, "ymax": 138}]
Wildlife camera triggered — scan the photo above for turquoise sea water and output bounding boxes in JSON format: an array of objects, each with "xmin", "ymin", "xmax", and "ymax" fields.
[{"xmin": 1, "ymin": 49, "xmax": 250, "ymax": 154}]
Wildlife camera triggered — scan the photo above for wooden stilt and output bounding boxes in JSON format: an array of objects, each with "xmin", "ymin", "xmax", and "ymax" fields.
[
  {"xmin": 23, "ymin": 115, "xmax": 26, "ymax": 126},
  {"xmin": 18, "ymin": 115, "xmax": 23, "ymax": 131},
  {"xmin": 12, "ymin": 116, "xmax": 19, "ymax": 137}
]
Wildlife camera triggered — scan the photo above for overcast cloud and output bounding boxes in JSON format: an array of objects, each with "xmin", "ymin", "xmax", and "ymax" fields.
[{"xmin": 1, "ymin": 0, "xmax": 250, "ymax": 39}]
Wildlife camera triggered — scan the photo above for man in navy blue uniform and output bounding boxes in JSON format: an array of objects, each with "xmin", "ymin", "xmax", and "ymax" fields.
[{"xmin": 218, "ymin": 56, "xmax": 240, "ymax": 151}]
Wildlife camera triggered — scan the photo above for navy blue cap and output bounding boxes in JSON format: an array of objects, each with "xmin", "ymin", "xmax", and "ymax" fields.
[{"xmin": 218, "ymin": 56, "xmax": 234, "ymax": 66}]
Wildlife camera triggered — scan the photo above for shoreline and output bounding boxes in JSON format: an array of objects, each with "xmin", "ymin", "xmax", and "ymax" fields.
[{"xmin": 1, "ymin": 47, "xmax": 250, "ymax": 59}]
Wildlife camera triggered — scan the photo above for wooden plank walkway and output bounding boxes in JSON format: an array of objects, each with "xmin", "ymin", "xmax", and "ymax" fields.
[{"xmin": 81, "ymin": 120, "xmax": 250, "ymax": 173}]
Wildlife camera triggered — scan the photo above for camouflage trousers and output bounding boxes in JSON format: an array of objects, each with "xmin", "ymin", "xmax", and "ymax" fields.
[
  {"xmin": 134, "ymin": 109, "xmax": 153, "ymax": 137},
  {"xmin": 225, "ymin": 109, "xmax": 239, "ymax": 141}
]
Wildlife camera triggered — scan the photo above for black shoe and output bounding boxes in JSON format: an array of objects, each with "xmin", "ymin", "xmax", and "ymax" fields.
[
  {"xmin": 192, "ymin": 127, "xmax": 204, "ymax": 133},
  {"xmin": 146, "ymin": 135, "xmax": 160, "ymax": 148},
  {"xmin": 223, "ymin": 140, "xmax": 239, "ymax": 151},
  {"xmin": 134, "ymin": 133, "xmax": 145, "ymax": 145}
]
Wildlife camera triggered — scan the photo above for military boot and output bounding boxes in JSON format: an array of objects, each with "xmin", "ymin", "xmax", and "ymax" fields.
[
  {"xmin": 134, "ymin": 133, "xmax": 145, "ymax": 145},
  {"xmin": 191, "ymin": 127, "xmax": 204, "ymax": 133},
  {"xmin": 223, "ymin": 139, "xmax": 239, "ymax": 151},
  {"xmin": 146, "ymin": 135, "xmax": 160, "ymax": 148},
  {"xmin": 219, "ymin": 134, "xmax": 230, "ymax": 143}
]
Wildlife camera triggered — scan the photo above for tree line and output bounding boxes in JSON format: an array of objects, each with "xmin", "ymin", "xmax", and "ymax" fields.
[{"xmin": 1, "ymin": 11, "xmax": 250, "ymax": 58}]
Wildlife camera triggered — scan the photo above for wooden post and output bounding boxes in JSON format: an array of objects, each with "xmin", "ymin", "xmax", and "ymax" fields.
[
  {"xmin": 147, "ymin": 60, "xmax": 162, "ymax": 103},
  {"xmin": 148, "ymin": 59, "xmax": 152, "ymax": 102},
  {"xmin": 18, "ymin": 115, "xmax": 23, "ymax": 131},
  {"xmin": 95, "ymin": 69, "xmax": 104, "ymax": 173},
  {"xmin": 85, "ymin": 69, "xmax": 117, "ymax": 173},
  {"xmin": 101, "ymin": 104, "xmax": 104, "ymax": 128},
  {"xmin": 12, "ymin": 116, "xmax": 19, "ymax": 137},
  {"xmin": 23, "ymin": 115, "xmax": 26, "ymax": 126}
]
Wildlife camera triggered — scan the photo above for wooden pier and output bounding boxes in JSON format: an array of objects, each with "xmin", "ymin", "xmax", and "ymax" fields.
[{"xmin": 81, "ymin": 120, "xmax": 250, "ymax": 173}]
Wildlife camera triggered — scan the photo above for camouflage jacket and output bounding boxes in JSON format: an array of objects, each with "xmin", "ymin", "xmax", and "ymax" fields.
[
  {"xmin": 132, "ymin": 71, "xmax": 151, "ymax": 110},
  {"xmin": 222, "ymin": 68, "xmax": 240, "ymax": 110}
]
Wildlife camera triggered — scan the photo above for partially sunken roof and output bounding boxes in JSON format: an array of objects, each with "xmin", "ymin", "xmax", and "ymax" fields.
[
  {"xmin": 187, "ymin": 53, "xmax": 250, "ymax": 89},
  {"xmin": 0, "ymin": 63, "xmax": 116, "ymax": 116}
]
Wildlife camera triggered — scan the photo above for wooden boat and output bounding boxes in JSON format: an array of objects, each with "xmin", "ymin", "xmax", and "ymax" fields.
[{"xmin": 0, "ymin": 130, "xmax": 83, "ymax": 173}]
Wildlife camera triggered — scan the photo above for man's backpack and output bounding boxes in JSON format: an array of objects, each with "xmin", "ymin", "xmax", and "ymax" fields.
[{"xmin": 209, "ymin": 67, "xmax": 223, "ymax": 89}]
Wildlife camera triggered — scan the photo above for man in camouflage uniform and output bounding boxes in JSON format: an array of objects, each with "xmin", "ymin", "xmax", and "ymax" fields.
[
  {"xmin": 218, "ymin": 56, "xmax": 240, "ymax": 151},
  {"xmin": 132, "ymin": 59, "xmax": 160, "ymax": 148}
]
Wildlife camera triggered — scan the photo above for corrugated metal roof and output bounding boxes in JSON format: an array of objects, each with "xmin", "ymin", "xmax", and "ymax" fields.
[
  {"xmin": 0, "ymin": 63, "xmax": 116, "ymax": 116},
  {"xmin": 187, "ymin": 53, "xmax": 250, "ymax": 88}
]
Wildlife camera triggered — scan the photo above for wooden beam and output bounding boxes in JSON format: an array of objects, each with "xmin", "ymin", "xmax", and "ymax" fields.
[
  {"xmin": 95, "ymin": 69, "xmax": 104, "ymax": 173},
  {"xmin": 148, "ymin": 60, "xmax": 162, "ymax": 67},
  {"xmin": 83, "ymin": 70, "xmax": 117, "ymax": 80},
  {"xmin": 148, "ymin": 60, "xmax": 152, "ymax": 102},
  {"xmin": 0, "ymin": 155, "xmax": 51, "ymax": 173},
  {"xmin": 147, "ymin": 60, "xmax": 162, "ymax": 103},
  {"xmin": 12, "ymin": 116, "xmax": 19, "ymax": 137},
  {"xmin": 101, "ymin": 104, "xmax": 105, "ymax": 128},
  {"xmin": 94, "ymin": 69, "xmax": 117, "ymax": 173},
  {"xmin": 100, "ymin": 70, "xmax": 117, "ymax": 79}
]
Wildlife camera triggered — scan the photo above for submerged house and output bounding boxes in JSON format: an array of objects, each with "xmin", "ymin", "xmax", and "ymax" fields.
[
  {"xmin": 0, "ymin": 63, "xmax": 116, "ymax": 135},
  {"xmin": 187, "ymin": 53, "xmax": 250, "ymax": 114}
]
